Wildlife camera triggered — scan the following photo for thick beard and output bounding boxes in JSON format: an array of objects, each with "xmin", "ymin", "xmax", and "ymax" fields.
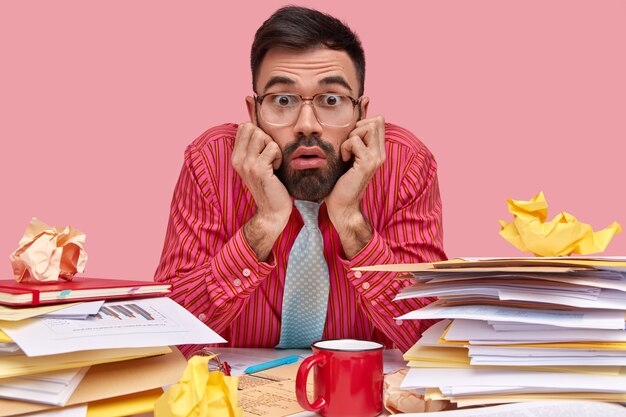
[{"xmin": 275, "ymin": 135, "xmax": 351, "ymax": 201}]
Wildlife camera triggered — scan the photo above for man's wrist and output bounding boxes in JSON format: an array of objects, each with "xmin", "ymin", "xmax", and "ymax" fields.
[
  {"xmin": 331, "ymin": 208, "xmax": 373, "ymax": 259},
  {"xmin": 243, "ymin": 212, "xmax": 289, "ymax": 261}
]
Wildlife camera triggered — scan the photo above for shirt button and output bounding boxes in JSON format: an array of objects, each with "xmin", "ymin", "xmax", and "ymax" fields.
[
  {"xmin": 233, "ymin": 278, "xmax": 242, "ymax": 287},
  {"xmin": 242, "ymin": 268, "xmax": 251, "ymax": 277},
  {"xmin": 395, "ymin": 319, "xmax": 403, "ymax": 326},
  {"xmin": 198, "ymin": 313, "xmax": 207, "ymax": 322},
  {"xmin": 362, "ymin": 282, "xmax": 371, "ymax": 290},
  {"xmin": 354, "ymin": 271, "xmax": 363, "ymax": 278}
]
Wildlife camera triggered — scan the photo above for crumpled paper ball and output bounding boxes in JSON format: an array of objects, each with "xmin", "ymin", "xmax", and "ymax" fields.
[
  {"xmin": 499, "ymin": 192, "xmax": 621, "ymax": 257},
  {"xmin": 9, "ymin": 218, "xmax": 87, "ymax": 282},
  {"xmin": 154, "ymin": 355, "xmax": 242, "ymax": 417},
  {"xmin": 383, "ymin": 368, "xmax": 452, "ymax": 414}
]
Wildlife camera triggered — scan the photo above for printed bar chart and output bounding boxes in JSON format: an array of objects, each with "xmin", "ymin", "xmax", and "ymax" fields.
[{"xmin": 96, "ymin": 304, "xmax": 154, "ymax": 321}]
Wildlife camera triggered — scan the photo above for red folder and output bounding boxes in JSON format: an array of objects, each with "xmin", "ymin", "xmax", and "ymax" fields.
[{"xmin": 0, "ymin": 278, "xmax": 172, "ymax": 306}]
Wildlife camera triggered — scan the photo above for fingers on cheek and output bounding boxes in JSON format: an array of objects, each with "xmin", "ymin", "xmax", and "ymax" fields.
[
  {"xmin": 269, "ymin": 143, "xmax": 282, "ymax": 170},
  {"xmin": 250, "ymin": 131, "xmax": 266, "ymax": 152},
  {"xmin": 341, "ymin": 138, "xmax": 355, "ymax": 161},
  {"xmin": 358, "ymin": 124, "xmax": 378, "ymax": 146},
  {"xmin": 266, "ymin": 143, "xmax": 282, "ymax": 169},
  {"xmin": 264, "ymin": 141, "xmax": 281, "ymax": 162},
  {"xmin": 250, "ymin": 141, "xmax": 280, "ymax": 174}
]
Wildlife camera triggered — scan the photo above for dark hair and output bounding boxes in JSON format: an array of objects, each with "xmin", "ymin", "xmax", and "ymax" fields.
[{"xmin": 251, "ymin": 6, "xmax": 365, "ymax": 97}]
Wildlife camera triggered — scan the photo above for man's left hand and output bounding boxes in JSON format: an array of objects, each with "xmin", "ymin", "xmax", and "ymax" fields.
[{"xmin": 325, "ymin": 116, "xmax": 386, "ymax": 257}]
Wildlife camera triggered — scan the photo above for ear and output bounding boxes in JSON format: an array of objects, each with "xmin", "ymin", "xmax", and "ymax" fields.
[
  {"xmin": 245, "ymin": 96, "xmax": 258, "ymax": 125},
  {"xmin": 359, "ymin": 96, "xmax": 370, "ymax": 119}
]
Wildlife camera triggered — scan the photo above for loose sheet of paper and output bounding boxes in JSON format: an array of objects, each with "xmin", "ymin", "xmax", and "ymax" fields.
[
  {"xmin": 20, "ymin": 405, "xmax": 88, "ymax": 417},
  {"xmin": 398, "ymin": 303, "xmax": 626, "ymax": 329},
  {"xmin": 401, "ymin": 367, "xmax": 626, "ymax": 392},
  {"xmin": 470, "ymin": 356, "xmax": 626, "ymax": 366},
  {"xmin": 397, "ymin": 400, "xmax": 626, "ymax": 416},
  {"xmin": 0, "ymin": 303, "xmax": 83, "ymax": 321},
  {"xmin": 41, "ymin": 301, "xmax": 104, "ymax": 319},
  {"xmin": 237, "ymin": 362, "xmax": 311, "ymax": 417},
  {"xmin": 0, "ymin": 367, "xmax": 89, "ymax": 406},
  {"xmin": 446, "ymin": 319, "xmax": 626, "ymax": 343},
  {"xmin": 0, "ymin": 346, "xmax": 170, "ymax": 379},
  {"xmin": 467, "ymin": 345, "xmax": 626, "ymax": 357},
  {"xmin": 0, "ymin": 297, "xmax": 225, "ymax": 356}
]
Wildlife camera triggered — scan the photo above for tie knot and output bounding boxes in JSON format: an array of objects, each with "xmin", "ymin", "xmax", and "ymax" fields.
[{"xmin": 294, "ymin": 200, "xmax": 321, "ymax": 229}]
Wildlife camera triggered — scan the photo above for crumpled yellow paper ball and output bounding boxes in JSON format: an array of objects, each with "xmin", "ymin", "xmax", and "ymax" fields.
[
  {"xmin": 498, "ymin": 192, "xmax": 621, "ymax": 257},
  {"xmin": 9, "ymin": 218, "xmax": 88, "ymax": 282},
  {"xmin": 154, "ymin": 355, "xmax": 242, "ymax": 417}
]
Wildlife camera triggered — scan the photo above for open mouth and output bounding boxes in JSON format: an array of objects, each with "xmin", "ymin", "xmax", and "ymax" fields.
[{"xmin": 290, "ymin": 147, "xmax": 327, "ymax": 170}]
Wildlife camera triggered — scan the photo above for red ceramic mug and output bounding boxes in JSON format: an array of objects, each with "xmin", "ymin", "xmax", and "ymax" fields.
[{"xmin": 295, "ymin": 339, "xmax": 384, "ymax": 417}]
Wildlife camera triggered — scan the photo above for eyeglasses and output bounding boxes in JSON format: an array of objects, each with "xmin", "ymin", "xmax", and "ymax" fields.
[
  {"xmin": 255, "ymin": 93, "xmax": 361, "ymax": 128},
  {"xmin": 193, "ymin": 347, "xmax": 231, "ymax": 376}
]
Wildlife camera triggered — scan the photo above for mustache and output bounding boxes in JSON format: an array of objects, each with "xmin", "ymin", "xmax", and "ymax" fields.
[{"xmin": 282, "ymin": 135, "xmax": 335, "ymax": 160}]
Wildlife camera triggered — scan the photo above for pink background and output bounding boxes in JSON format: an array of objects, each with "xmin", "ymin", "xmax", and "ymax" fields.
[{"xmin": 1, "ymin": 1, "xmax": 625, "ymax": 281}]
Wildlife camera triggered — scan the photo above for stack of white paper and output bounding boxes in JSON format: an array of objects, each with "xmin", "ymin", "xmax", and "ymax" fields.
[
  {"xmin": 0, "ymin": 296, "xmax": 226, "ymax": 413},
  {"xmin": 0, "ymin": 367, "xmax": 89, "ymax": 405},
  {"xmin": 357, "ymin": 257, "xmax": 626, "ymax": 407}
]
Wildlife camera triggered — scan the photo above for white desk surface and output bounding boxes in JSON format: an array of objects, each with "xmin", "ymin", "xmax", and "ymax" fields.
[{"xmin": 212, "ymin": 346, "xmax": 406, "ymax": 375}]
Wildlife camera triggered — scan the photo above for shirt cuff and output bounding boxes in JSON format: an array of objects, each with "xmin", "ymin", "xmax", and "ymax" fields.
[
  {"xmin": 338, "ymin": 231, "xmax": 396, "ymax": 297},
  {"xmin": 211, "ymin": 228, "xmax": 276, "ymax": 297}
]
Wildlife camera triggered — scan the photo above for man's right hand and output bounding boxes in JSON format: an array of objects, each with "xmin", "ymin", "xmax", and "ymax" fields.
[{"xmin": 232, "ymin": 122, "xmax": 292, "ymax": 261}]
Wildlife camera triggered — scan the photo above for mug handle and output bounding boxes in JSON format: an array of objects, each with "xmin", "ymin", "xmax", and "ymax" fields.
[{"xmin": 295, "ymin": 353, "xmax": 327, "ymax": 412}]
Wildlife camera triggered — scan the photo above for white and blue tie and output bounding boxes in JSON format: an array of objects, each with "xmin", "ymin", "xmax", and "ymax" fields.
[{"xmin": 276, "ymin": 200, "xmax": 330, "ymax": 348}]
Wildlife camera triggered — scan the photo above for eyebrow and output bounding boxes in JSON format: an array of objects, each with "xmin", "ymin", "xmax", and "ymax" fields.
[
  {"xmin": 262, "ymin": 75, "xmax": 354, "ymax": 95},
  {"xmin": 263, "ymin": 76, "xmax": 295, "ymax": 93},
  {"xmin": 318, "ymin": 76, "xmax": 353, "ymax": 95}
]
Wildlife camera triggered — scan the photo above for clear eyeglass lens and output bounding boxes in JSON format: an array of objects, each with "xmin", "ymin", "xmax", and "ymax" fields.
[{"xmin": 261, "ymin": 94, "xmax": 355, "ymax": 127}]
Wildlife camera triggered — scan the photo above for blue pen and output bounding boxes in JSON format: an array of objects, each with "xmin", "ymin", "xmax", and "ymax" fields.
[{"xmin": 244, "ymin": 355, "xmax": 300, "ymax": 374}]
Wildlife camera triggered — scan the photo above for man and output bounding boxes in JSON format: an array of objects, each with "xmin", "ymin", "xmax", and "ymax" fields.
[{"xmin": 155, "ymin": 6, "xmax": 446, "ymax": 357}]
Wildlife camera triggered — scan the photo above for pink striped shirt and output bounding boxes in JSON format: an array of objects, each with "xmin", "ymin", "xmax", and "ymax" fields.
[{"xmin": 154, "ymin": 123, "xmax": 446, "ymax": 357}]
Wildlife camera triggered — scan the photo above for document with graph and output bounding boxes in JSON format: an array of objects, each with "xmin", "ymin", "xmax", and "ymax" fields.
[{"xmin": 0, "ymin": 297, "xmax": 226, "ymax": 356}]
